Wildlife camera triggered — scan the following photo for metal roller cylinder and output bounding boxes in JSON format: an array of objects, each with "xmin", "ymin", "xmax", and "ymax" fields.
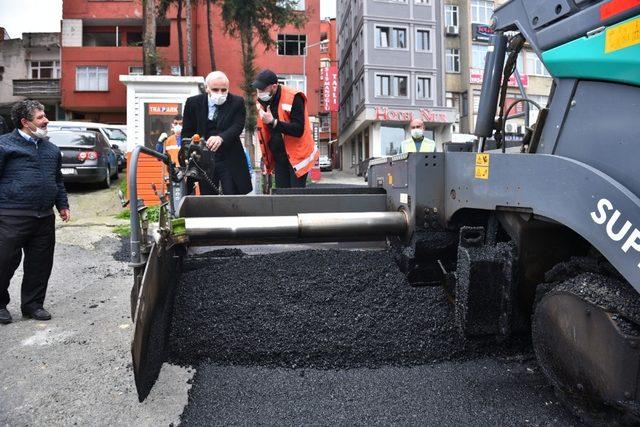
[{"xmin": 184, "ymin": 211, "xmax": 408, "ymax": 241}]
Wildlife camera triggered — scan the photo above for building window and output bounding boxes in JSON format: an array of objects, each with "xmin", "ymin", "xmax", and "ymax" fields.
[
  {"xmin": 30, "ymin": 61, "xmax": 60, "ymax": 79},
  {"xmin": 471, "ymin": 44, "xmax": 489, "ymax": 69},
  {"xmin": 277, "ymin": 34, "xmax": 307, "ymax": 55},
  {"xmin": 375, "ymin": 26, "xmax": 407, "ymax": 49},
  {"xmin": 380, "ymin": 126, "xmax": 405, "ymax": 156},
  {"xmin": 446, "ymin": 48, "xmax": 460, "ymax": 73},
  {"xmin": 471, "ymin": 0, "xmax": 494, "ymax": 24},
  {"xmin": 375, "ymin": 74, "xmax": 408, "ymax": 97},
  {"xmin": 416, "ymin": 76, "xmax": 432, "ymax": 99},
  {"xmin": 526, "ymin": 55, "xmax": 551, "ymax": 76},
  {"xmin": 416, "ymin": 29, "xmax": 431, "ymax": 51},
  {"xmin": 170, "ymin": 66, "xmax": 182, "ymax": 76},
  {"xmin": 360, "ymin": 76, "xmax": 365, "ymax": 101},
  {"xmin": 76, "ymin": 66, "xmax": 108, "ymax": 91},
  {"xmin": 320, "ymin": 114, "xmax": 331, "ymax": 132},
  {"xmin": 445, "ymin": 5, "xmax": 459, "ymax": 27},
  {"xmin": 415, "ymin": 0, "xmax": 429, "ymax": 4},
  {"xmin": 128, "ymin": 66, "xmax": 143, "ymax": 75},
  {"xmin": 278, "ymin": 74, "xmax": 306, "ymax": 92},
  {"xmin": 289, "ymin": 0, "xmax": 305, "ymax": 10}
]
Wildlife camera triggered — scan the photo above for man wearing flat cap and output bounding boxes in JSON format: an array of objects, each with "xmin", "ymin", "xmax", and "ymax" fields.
[{"xmin": 253, "ymin": 69, "xmax": 319, "ymax": 189}]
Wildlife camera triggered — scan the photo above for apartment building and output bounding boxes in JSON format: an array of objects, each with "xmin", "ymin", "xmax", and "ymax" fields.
[
  {"xmin": 60, "ymin": 0, "xmax": 320, "ymax": 124},
  {"xmin": 337, "ymin": 0, "xmax": 456, "ymax": 174},
  {"xmin": 443, "ymin": 0, "xmax": 553, "ymax": 135},
  {"xmin": 0, "ymin": 32, "xmax": 62, "ymax": 123},
  {"xmin": 319, "ymin": 18, "xmax": 340, "ymax": 168}
]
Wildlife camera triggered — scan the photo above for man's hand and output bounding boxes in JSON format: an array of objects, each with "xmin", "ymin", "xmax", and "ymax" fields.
[
  {"xmin": 59, "ymin": 208, "xmax": 71, "ymax": 222},
  {"xmin": 258, "ymin": 105, "xmax": 274, "ymax": 125},
  {"xmin": 206, "ymin": 136, "xmax": 223, "ymax": 151}
]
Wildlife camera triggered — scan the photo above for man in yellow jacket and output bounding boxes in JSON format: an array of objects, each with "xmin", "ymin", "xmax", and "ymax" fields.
[
  {"xmin": 254, "ymin": 69, "xmax": 319, "ymax": 189},
  {"xmin": 400, "ymin": 118, "xmax": 436, "ymax": 153}
]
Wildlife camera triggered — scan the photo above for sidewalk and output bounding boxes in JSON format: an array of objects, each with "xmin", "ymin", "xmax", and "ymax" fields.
[{"xmin": 314, "ymin": 169, "xmax": 367, "ymax": 186}]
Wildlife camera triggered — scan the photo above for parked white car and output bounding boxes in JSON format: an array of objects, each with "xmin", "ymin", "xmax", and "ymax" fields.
[
  {"xmin": 318, "ymin": 155, "xmax": 332, "ymax": 171},
  {"xmin": 47, "ymin": 121, "xmax": 127, "ymax": 152}
]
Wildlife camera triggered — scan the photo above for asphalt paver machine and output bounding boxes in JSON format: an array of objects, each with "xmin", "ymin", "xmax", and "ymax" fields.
[{"xmin": 128, "ymin": 0, "xmax": 640, "ymax": 421}]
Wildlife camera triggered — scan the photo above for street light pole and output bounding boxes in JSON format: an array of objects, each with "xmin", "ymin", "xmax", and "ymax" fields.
[{"xmin": 303, "ymin": 40, "xmax": 323, "ymax": 93}]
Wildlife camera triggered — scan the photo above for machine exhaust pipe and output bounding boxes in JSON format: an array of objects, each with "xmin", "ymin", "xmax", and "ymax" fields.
[{"xmin": 184, "ymin": 211, "xmax": 408, "ymax": 242}]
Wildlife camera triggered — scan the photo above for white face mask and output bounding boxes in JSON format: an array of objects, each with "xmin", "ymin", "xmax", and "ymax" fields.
[
  {"xmin": 209, "ymin": 92, "xmax": 227, "ymax": 106},
  {"xmin": 172, "ymin": 124, "xmax": 183, "ymax": 134},
  {"xmin": 29, "ymin": 122, "xmax": 48, "ymax": 138},
  {"xmin": 411, "ymin": 128, "xmax": 424, "ymax": 139},
  {"xmin": 257, "ymin": 91, "xmax": 272, "ymax": 102}
]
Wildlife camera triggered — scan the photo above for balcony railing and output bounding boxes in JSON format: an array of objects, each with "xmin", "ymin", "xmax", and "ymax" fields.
[{"xmin": 13, "ymin": 79, "xmax": 61, "ymax": 98}]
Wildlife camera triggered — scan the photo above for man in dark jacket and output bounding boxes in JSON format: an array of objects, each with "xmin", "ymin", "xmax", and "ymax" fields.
[
  {"xmin": 0, "ymin": 100, "xmax": 70, "ymax": 324},
  {"xmin": 182, "ymin": 71, "xmax": 252, "ymax": 195}
]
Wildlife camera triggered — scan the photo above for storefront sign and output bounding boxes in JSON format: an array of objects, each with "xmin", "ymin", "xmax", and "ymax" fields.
[
  {"xmin": 148, "ymin": 103, "xmax": 180, "ymax": 116},
  {"xmin": 322, "ymin": 65, "xmax": 339, "ymax": 112},
  {"xmin": 470, "ymin": 69, "xmax": 528, "ymax": 88},
  {"xmin": 374, "ymin": 106, "xmax": 453, "ymax": 123},
  {"xmin": 472, "ymin": 24, "xmax": 495, "ymax": 42}
]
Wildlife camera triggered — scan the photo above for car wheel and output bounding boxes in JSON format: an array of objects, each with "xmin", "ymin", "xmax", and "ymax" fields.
[
  {"xmin": 102, "ymin": 166, "xmax": 112, "ymax": 188},
  {"xmin": 111, "ymin": 163, "xmax": 118, "ymax": 179}
]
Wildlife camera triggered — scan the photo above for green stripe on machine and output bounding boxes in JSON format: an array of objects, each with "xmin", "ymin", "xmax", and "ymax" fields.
[{"xmin": 542, "ymin": 14, "xmax": 640, "ymax": 87}]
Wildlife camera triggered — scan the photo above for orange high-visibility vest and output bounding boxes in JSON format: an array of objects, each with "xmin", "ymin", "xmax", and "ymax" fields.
[{"xmin": 257, "ymin": 86, "xmax": 319, "ymax": 178}]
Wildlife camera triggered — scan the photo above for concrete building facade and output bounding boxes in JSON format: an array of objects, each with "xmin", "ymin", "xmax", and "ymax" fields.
[
  {"xmin": 60, "ymin": 0, "xmax": 321, "ymax": 124},
  {"xmin": 337, "ymin": 0, "xmax": 456, "ymax": 175},
  {"xmin": 319, "ymin": 18, "xmax": 340, "ymax": 169},
  {"xmin": 443, "ymin": 0, "xmax": 553, "ymax": 135},
  {"xmin": 0, "ymin": 32, "xmax": 62, "ymax": 124}
]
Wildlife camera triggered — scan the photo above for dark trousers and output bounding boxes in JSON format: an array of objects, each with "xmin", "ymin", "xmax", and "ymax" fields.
[
  {"xmin": 194, "ymin": 152, "xmax": 240, "ymax": 195},
  {"xmin": 0, "ymin": 214, "xmax": 55, "ymax": 312},
  {"xmin": 274, "ymin": 159, "xmax": 307, "ymax": 189}
]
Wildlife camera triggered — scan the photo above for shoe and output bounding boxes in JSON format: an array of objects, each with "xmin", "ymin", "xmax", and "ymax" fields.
[
  {"xmin": 22, "ymin": 308, "xmax": 51, "ymax": 321},
  {"xmin": 0, "ymin": 307, "xmax": 12, "ymax": 324}
]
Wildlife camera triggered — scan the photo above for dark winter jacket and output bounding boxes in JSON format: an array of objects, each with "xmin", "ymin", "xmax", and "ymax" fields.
[{"xmin": 0, "ymin": 129, "xmax": 69, "ymax": 217}]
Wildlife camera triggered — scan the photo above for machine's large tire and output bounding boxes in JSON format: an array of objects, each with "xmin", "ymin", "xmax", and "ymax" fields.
[{"xmin": 532, "ymin": 271, "xmax": 640, "ymax": 424}]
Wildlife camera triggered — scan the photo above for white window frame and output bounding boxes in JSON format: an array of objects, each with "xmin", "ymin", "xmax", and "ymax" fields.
[
  {"xmin": 526, "ymin": 54, "xmax": 551, "ymax": 77},
  {"xmin": 471, "ymin": 44, "xmax": 489, "ymax": 69},
  {"xmin": 471, "ymin": 0, "xmax": 494, "ymax": 24},
  {"xmin": 415, "ymin": 0, "xmax": 430, "ymax": 4},
  {"xmin": 415, "ymin": 28, "xmax": 432, "ymax": 52},
  {"xmin": 445, "ymin": 5, "xmax": 459, "ymax": 27},
  {"xmin": 30, "ymin": 60, "xmax": 61, "ymax": 79},
  {"xmin": 446, "ymin": 48, "xmax": 460, "ymax": 73},
  {"xmin": 128, "ymin": 66, "xmax": 143, "ymax": 75},
  {"xmin": 76, "ymin": 65, "xmax": 109, "ymax": 92},
  {"xmin": 374, "ymin": 25, "xmax": 409, "ymax": 50},
  {"xmin": 416, "ymin": 75, "xmax": 433, "ymax": 100},
  {"xmin": 278, "ymin": 74, "xmax": 306, "ymax": 93},
  {"xmin": 375, "ymin": 72, "xmax": 410, "ymax": 98}
]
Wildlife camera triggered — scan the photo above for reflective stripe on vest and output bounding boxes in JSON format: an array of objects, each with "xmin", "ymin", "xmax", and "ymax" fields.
[{"xmin": 293, "ymin": 144, "xmax": 319, "ymax": 172}]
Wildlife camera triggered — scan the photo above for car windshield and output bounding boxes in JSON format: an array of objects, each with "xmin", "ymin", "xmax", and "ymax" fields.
[
  {"xmin": 48, "ymin": 131, "xmax": 97, "ymax": 146},
  {"xmin": 103, "ymin": 128, "xmax": 127, "ymax": 141}
]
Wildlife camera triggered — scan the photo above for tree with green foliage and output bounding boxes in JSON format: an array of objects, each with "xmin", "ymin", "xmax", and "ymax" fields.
[{"xmin": 215, "ymin": 0, "xmax": 307, "ymax": 162}]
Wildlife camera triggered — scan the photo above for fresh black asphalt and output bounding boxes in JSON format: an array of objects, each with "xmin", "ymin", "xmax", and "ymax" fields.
[{"xmin": 169, "ymin": 249, "xmax": 578, "ymax": 425}]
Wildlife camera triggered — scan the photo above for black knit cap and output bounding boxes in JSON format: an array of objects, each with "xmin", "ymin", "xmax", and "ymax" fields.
[{"xmin": 252, "ymin": 69, "xmax": 279, "ymax": 90}]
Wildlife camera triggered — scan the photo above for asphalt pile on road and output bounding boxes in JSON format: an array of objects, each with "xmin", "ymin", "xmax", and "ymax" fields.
[{"xmin": 169, "ymin": 249, "xmax": 467, "ymax": 369}]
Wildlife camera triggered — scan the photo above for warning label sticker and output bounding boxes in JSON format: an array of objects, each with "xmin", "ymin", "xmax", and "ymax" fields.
[
  {"xmin": 475, "ymin": 154, "xmax": 490, "ymax": 180},
  {"xmin": 605, "ymin": 16, "xmax": 640, "ymax": 53},
  {"xmin": 475, "ymin": 153, "xmax": 490, "ymax": 167}
]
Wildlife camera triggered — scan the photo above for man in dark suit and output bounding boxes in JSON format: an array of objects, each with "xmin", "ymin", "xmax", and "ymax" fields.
[
  {"xmin": 182, "ymin": 71, "xmax": 252, "ymax": 195},
  {"xmin": 0, "ymin": 100, "xmax": 70, "ymax": 324}
]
